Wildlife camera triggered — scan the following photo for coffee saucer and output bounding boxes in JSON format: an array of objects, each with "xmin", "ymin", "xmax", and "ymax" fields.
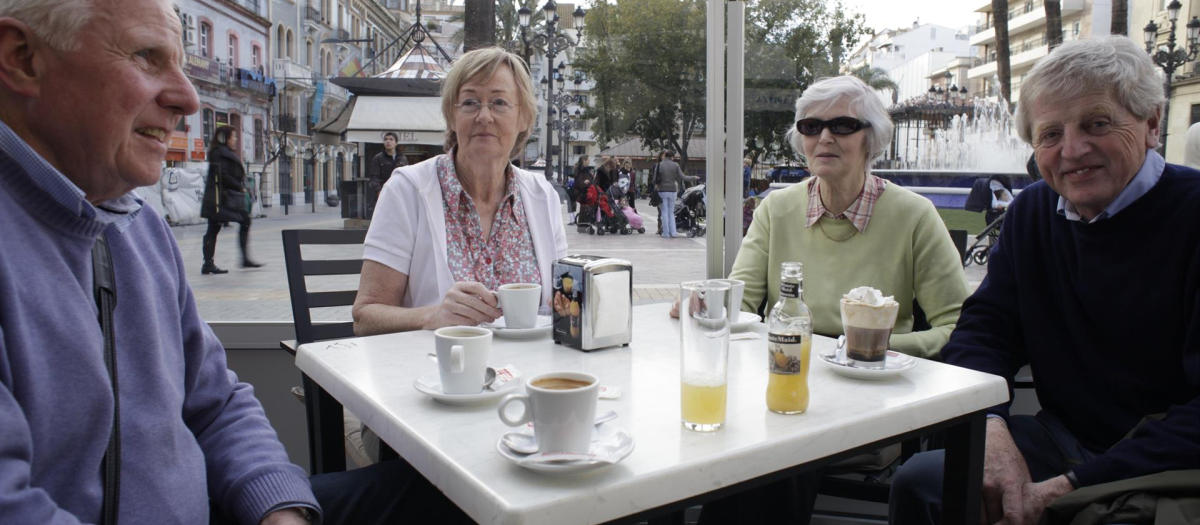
[
  {"xmin": 731, "ymin": 312, "xmax": 763, "ymax": 332},
  {"xmin": 413, "ymin": 372, "xmax": 523, "ymax": 405},
  {"xmin": 496, "ymin": 422, "xmax": 635, "ymax": 476},
  {"xmin": 481, "ymin": 315, "xmax": 553, "ymax": 339},
  {"xmin": 818, "ymin": 350, "xmax": 916, "ymax": 380}
]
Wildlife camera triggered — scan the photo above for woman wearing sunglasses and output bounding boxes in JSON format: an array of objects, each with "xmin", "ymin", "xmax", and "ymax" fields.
[
  {"xmin": 694, "ymin": 74, "xmax": 971, "ymax": 525},
  {"xmin": 734, "ymin": 75, "xmax": 968, "ymax": 360}
]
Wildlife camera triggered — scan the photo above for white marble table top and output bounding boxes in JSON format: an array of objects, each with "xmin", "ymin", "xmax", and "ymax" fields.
[{"xmin": 296, "ymin": 302, "xmax": 1008, "ymax": 525}]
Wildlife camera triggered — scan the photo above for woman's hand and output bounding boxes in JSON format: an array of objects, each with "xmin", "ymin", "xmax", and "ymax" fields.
[{"xmin": 422, "ymin": 282, "xmax": 503, "ymax": 330}]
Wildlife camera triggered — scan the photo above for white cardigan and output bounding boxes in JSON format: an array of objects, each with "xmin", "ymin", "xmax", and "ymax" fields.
[{"xmin": 363, "ymin": 155, "xmax": 569, "ymax": 309}]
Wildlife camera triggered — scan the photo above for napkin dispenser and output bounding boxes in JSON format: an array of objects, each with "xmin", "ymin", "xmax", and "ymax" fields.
[{"xmin": 551, "ymin": 255, "xmax": 632, "ymax": 351}]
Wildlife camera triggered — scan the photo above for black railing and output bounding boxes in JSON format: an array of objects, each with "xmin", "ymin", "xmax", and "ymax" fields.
[
  {"xmin": 338, "ymin": 28, "xmax": 350, "ymax": 40},
  {"xmin": 277, "ymin": 115, "xmax": 297, "ymax": 133},
  {"xmin": 305, "ymin": 6, "xmax": 321, "ymax": 23}
]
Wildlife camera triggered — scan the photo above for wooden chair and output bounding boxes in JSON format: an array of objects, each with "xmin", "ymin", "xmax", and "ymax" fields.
[{"xmin": 280, "ymin": 228, "xmax": 366, "ymax": 474}]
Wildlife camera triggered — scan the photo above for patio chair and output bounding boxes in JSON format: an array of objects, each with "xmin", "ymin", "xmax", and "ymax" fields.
[{"xmin": 281, "ymin": 228, "xmax": 395, "ymax": 473}]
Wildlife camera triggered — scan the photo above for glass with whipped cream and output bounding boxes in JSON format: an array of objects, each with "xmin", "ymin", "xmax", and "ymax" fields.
[{"xmin": 839, "ymin": 286, "xmax": 900, "ymax": 369}]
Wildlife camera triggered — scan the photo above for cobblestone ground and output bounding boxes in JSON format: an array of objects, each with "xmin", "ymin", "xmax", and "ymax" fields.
[{"xmin": 177, "ymin": 198, "xmax": 987, "ymax": 323}]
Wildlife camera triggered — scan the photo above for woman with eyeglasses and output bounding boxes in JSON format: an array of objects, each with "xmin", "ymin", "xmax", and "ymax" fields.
[
  {"xmin": 353, "ymin": 47, "xmax": 568, "ymax": 336},
  {"xmin": 675, "ymin": 75, "xmax": 967, "ymax": 361},
  {"xmin": 692, "ymin": 75, "xmax": 971, "ymax": 525}
]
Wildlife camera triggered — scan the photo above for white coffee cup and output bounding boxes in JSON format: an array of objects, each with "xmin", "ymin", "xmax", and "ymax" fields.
[
  {"xmin": 714, "ymin": 278, "xmax": 745, "ymax": 325},
  {"xmin": 434, "ymin": 326, "xmax": 492, "ymax": 395},
  {"xmin": 498, "ymin": 371, "xmax": 599, "ymax": 454},
  {"xmin": 497, "ymin": 283, "xmax": 542, "ymax": 329}
]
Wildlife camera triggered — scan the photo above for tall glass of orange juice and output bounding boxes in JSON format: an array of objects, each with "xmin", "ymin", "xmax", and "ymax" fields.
[{"xmin": 679, "ymin": 280, "xmax": 732, "ymax": 431}]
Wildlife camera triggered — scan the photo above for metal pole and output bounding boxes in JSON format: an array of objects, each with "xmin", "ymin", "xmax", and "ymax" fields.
[
  {"xmin": 545, "ymin": 51, "xmax": 555, "ymax": 183},
  {"xmin": 705, "ymin": 0, "xmax": 724, "ymax": 280},
  {"xmin": 724, "ymin": 0, "xmax": 745, "ymax": 278}
]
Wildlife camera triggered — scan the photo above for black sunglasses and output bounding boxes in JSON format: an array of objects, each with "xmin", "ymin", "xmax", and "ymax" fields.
[{"xmin": 795, "ymin": 117, "xmax": 872, "ymax": 136}]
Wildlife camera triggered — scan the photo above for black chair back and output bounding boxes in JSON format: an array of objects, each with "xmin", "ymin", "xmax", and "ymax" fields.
[{"xmin": 281, "ymin": 229, "xmax": 367, "ymax": 346}]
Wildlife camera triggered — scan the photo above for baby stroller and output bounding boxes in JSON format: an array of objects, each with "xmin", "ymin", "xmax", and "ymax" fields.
[
  {"xmin": 598, "ymin": 189, "xmax": 635, "ymax": 235},
  {"xmin": 674, "ymin": 183, "xmax": 707, "ymax": 238},
  {"xmin": 573, "ymin": 175, "xmax": 600, "ymax": 234},
  {"xmin": 962, "ymin": 175, "xmax": 1012, "ymax": 267},
  {"xmin": 609, "ymin": 185, "xmax": 646, "ymax": 234}
]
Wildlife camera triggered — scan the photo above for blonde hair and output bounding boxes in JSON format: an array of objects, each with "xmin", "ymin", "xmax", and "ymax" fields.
[{"xmin": 440, "ymin": 47, "xmax": 538, "ymax": 160}]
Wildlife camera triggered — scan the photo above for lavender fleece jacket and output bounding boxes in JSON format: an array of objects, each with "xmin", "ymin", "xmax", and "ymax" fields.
[{"xmin": 0, "ymin": 148, "xmax": 317, "ymax": 523}]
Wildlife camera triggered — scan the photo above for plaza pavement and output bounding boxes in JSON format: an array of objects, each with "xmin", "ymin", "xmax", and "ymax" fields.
[{"xmin": 177, "ymin": 198, "xmax": 988, "ymax": 324}]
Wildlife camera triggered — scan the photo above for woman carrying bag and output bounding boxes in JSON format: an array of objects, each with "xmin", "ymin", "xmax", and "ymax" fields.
[{"xmin": 200, "ymin": 126, "xmax": 262, "ymax": 274}]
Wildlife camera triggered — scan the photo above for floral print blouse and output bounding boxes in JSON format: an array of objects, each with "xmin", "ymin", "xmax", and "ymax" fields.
[{"xmin": 436, "ymin": 155, "xmax": 541, "ymax": 291}]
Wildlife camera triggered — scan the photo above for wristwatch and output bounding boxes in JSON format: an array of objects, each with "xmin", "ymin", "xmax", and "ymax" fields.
[{"xmin": 1064, "ymin": 469, "xmax": 1081, "ymax": 489}]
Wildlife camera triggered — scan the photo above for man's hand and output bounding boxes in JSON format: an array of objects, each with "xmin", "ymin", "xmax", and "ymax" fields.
[
  {"xmin": 981, "ymin": 418, "xmax": 1032, "ymax": 525},
  {"xmin": 260, "ymin": 508, "xmax": 310, "ymax": 525},
  {"xmin": 1003, "ymin": 476, "xmax": 1073, "ymax": 525}
]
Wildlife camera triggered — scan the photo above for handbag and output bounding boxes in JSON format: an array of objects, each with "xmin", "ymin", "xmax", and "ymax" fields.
[{"xmin": 214, "ymin": 165, "xmax": 247, "ymax": 223}]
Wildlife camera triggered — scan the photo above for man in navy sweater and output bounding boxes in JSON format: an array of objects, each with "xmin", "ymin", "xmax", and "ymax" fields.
[
  {"xmin": 890, "ymin": 36, "xmax": 1200, "ymax": 524},
  {"xmin": 0, "ymin": 1, "xmax": 471, "ymax": 524}
]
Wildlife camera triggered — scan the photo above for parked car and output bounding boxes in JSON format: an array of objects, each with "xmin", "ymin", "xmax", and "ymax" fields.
[{"xmin": 768, "ymin": 165, "xmax": 809, "ymax": 183}]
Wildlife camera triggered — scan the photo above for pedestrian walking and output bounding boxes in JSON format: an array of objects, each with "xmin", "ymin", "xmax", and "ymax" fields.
[
  {"xmin": 200, "ymin": 126, "xmax": 261, "ymax": 274},
  {"xmin": 655, "ymin": 151, "xmax": 697, "ymax": 238}
]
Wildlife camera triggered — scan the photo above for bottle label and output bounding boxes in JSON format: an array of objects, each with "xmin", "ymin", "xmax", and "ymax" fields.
[
  {"xmin": 768, "ymin": 333, "xmax": 805, "ymax": 374},
  {"xmin": 780, "ymin": 281, "xmax": 799, "ymax": 298}
]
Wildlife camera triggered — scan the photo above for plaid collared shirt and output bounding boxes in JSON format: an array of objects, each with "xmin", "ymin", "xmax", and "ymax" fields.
[{"xmin": 805, "ymin": 174, "xmax": 888, "ymax": 233}]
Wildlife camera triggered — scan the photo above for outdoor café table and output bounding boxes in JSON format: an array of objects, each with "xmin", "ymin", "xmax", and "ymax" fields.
[{"xmin": 295, "ymin": 302, "xmax": 1008, "ymax": 525}]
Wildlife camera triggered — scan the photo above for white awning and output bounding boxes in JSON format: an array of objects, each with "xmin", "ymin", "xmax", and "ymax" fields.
[{"xmin": 345, "ymin": 96, "xmax": 446, "ymax": 144}]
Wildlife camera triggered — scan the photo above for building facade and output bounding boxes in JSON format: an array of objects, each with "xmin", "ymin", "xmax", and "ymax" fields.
[
  {"xmin": 267, "ymin": 0, "xmax": 402, "ymax": 207},
  {"xmin": 966, "ymin": 0, "xmax": 1109, "ymax": 103},
  {"xmin": 174, "ymin": 0, "xmax": 274, "ymax": 194}
]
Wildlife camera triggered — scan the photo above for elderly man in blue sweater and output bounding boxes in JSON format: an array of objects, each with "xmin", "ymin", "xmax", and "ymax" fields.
[
  {"xmin": 889, "ymin": 36, "xmax": 1200, "ymax": 525},
  {"xmin": 0, "ymin": 1, "xmax": 472, "ymax": 524}
]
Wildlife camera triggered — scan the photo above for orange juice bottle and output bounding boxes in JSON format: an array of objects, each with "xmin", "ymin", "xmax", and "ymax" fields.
[{"xmin": 766, "ymin": 262, "xmax": 812, "ymax": 414}]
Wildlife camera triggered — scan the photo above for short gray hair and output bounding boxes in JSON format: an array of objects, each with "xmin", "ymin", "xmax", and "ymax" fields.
[
  {"xmin": 0, "ymin": 0, "xmax": 93, "ymax": 52},
  {"xmin": 1017, "ymin": 36, "xmax": 1164, "ymax": 144},
  {"xmin": 439, "ymin": 47, "xmax": 538, "ymax": 160},
  {"xmin": 786, "ymin": 76, "xmax": 895, "ymax": 171}
]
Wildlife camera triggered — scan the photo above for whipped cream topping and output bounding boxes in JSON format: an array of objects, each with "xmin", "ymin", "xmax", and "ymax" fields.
[
  {"xmin": 840, "ymin": 286, "xmax": 899, "ymax": 329},
  {"xmin": 842, "ymin": 286, "xmax": 897, "ymax": 307}
]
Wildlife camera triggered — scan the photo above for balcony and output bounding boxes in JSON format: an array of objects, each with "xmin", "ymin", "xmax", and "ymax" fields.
[
  {"xmin": 338, "ymin": 28, "xmax": 350, "ymax": 41},
  {"xmin": 312, "ymin": 72, "xmax": 350, "ymax": 103},
  {"xmin": 967, "ymin": 42, "xmax": 1048, "ymax": 80},
  {"xmin": 970, "ymin": 0, "xmax": 1084, "ymax": 46},
  {"xmin": 272, "ymin": 59, "xmax": 313, "ymax": 91},
  {"xmin": 276, "ymin": 115, "xmax": 298, "ymax": 134},
  {"xmin": 304, "ymin": 5, "xmax": 326, "ymax": 35}
]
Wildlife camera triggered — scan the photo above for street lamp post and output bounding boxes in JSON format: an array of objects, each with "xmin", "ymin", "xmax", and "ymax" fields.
[
  {"xmin": 1143, "ymin": 0, "xmax": 1200, "ymax": 157},
  {"xmin": 518, "ymin": 0, "xmax": 585, "ymax": 184},
  {"xmin": 540, "ymin": 71, "xmax": 578, "ymax": 184}
]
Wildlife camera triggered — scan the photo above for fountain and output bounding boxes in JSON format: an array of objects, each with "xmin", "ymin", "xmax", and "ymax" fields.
[{"xmin": 874, "ymin": 97, "xmax": 1034, "ymax": 208}]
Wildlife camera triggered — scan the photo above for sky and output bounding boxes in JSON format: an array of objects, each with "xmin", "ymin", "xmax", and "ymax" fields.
[{"xmin": 840, "ymin": 0, "xmax": 981, "ymax": 35}]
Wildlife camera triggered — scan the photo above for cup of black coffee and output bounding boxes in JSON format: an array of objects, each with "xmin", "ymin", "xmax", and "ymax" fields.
[{"xmin": 839, "ymin": 287, "xmax": 899, "ymax": 370}]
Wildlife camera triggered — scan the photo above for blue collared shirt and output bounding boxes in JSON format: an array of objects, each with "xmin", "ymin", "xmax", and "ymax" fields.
[
  {"xmin": 0, "ymin": 119, "xmax": 142, "ymax": 232},
  {"xmin": 1056, "ymin": 149, "xmax": 1164, "ymax": 223}
]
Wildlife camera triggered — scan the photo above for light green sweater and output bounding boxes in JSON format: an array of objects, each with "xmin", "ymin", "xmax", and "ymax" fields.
[{"xmin": 730, "ymin": 180, "xmax": 969, "ymax": 360}]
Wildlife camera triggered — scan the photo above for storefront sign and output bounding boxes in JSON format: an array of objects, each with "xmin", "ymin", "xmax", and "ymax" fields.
[
  {"xmin": 169, "ymin": 136, "xmax": 188, "ymax": 150},
  {"xmin": 184, "ymin": 53, "xmax": 220, "ymax": 84}
]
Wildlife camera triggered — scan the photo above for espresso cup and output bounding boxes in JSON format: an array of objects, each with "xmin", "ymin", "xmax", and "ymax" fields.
[
  {"xmin": 434, "ymin": 326, "xmax": 492, "ymax": 394},
  {"xmin": 713, "ymin": 278, "xmax": 745, "ymax": 325},
  {"xmin": 497, "ymin": 283, "xmax": 542, "ymax": 329},
  {"xmin": 498, "ymin": 371, "xmax": 599, "ymax": 454}
]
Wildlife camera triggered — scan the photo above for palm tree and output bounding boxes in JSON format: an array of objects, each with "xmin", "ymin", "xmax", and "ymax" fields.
[
  {"xmin": 1112, "ymin": 0, "xmax": 1128, "ymax": 35},
  {"xmin": 852, "ymin": 65, "xmax": 898, "ymax": 92},
  {"xmin": 1045, "ymin": 0, "xmax": 1063, "ymax": 49},
  {"xmin": 992, "ymin": 0, "xmax": 1013, "ymax": 105},
  {"xmin": 449, "ymin": 0, "xmax": 547, "ymax": 67}
]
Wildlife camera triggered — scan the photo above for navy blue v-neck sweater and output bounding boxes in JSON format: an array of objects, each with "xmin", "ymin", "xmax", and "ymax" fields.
[{"xmin": 943, "ymin": 164, "xmax": 1200, "ymax": 487}]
